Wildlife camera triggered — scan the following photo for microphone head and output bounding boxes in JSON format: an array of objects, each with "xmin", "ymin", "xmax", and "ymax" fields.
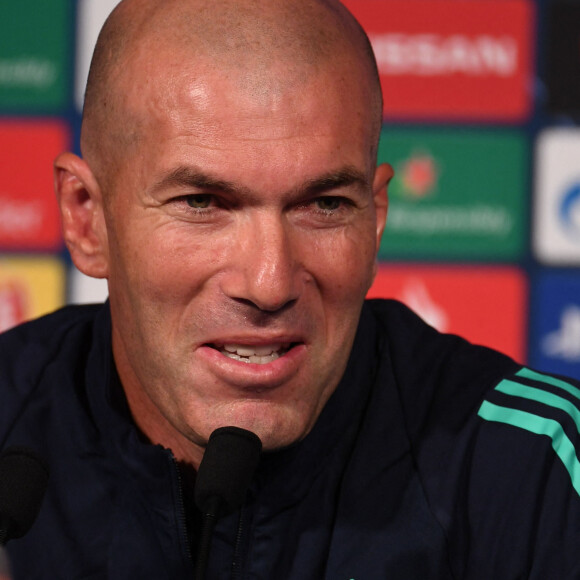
[
  {"xmin": 0, "ymin": 446, "xmax": 49, "ymax": 543},
  {"xmin": 194, "ymin": 427, "xmax": 262, "ymax": 518}
]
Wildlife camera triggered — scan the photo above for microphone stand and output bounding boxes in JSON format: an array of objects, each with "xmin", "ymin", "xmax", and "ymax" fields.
[{"xmin": 192, "ymin": 427, "xmax": 261, "ymax": 580}]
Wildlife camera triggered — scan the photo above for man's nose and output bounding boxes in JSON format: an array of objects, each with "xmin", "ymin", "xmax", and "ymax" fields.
[{"xmin": 223, "ymin": 213, "xmax": 302, "ymax": 312}]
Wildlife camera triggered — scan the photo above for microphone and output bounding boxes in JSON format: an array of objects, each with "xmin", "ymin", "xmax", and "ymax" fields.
[
  {"xmin": 194, "ymin": 426, "xmax": 262, "ymax": 580},
  {"xmin": 0, "ymin": 447, "xmax": 49, "ymax": 546}
]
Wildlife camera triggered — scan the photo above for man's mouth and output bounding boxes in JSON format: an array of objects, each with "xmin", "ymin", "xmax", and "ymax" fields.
[{"xmin": 214, "ymin": 343, "xmax": 293, "ymax": 364}]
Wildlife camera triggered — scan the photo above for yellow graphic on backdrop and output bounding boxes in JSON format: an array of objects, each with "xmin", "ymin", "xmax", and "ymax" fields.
[{"xmin": 0, "ymin": 256, "xmax": 65, "ymax": 332}]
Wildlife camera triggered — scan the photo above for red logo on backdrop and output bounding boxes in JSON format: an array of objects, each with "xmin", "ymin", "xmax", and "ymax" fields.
[
  {"xmin": 367, "ymin": 265, "xmax": 528, "ymax": 362},
  {"xmin": 342, "ymin": 0, "xmax": 534, "ymax": 121},
  {"xmin": 399, "ymin": 151, "xmax": 439, "ymax": 198},
  {"xmin": 0, "ymin": 120, "xmax": 68, "ymax": 250}
]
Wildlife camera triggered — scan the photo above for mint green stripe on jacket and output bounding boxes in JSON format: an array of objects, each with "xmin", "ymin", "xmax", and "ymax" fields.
[
  {"xmin": 495, "ymin": 379, "xmax": 580, "ymax": 435},
  {"xmin": 516, "ymin": 367, "xmax": 580, "ymax": 401},
  {"xmin": 478, "ymin": 400, "xmax": 580, "ymax": 497}
]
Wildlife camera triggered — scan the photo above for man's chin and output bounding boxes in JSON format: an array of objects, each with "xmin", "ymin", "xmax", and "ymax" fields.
[{"xmin": 196, "ymin": 410, "xmax": 312, "ymax": 454}]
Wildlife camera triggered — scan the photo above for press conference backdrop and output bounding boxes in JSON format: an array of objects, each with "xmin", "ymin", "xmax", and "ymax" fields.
[{"xmin": 0, "ymin": 0, "xmax": 579, "ymax": 378}]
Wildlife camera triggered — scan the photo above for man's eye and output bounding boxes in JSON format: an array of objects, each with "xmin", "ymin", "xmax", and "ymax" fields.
[
  {"xmin": 185, "ymin": 194, "xmax": 213, "ymax": 209},
  {"xmin": 314, "ymin": 197, "xmax": 342, "ymax": 211}
]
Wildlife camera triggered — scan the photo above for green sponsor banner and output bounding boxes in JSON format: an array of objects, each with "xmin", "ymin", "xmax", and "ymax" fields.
[
  {"xmin": 0, "ymin": 1, "xmax": 69, "ymax": 110},
  {"xmin": 378, "ymin": 129, "xmax": 527, "ymax": 260}
]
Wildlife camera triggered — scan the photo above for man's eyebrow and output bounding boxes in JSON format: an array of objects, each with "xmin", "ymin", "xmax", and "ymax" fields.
[
  {"xmin": 151, "ymin": 166, "xmax": 248, "ymax": 196},
  {"xmin": 150, "ymin": 165, "xmax": 370, "ymax": 197},
  {"xmin": 299, "ymin": 167, "xmax": 369, "ymax": 196}
]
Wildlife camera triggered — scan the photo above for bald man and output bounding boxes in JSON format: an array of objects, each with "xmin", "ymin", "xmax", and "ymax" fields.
[{"xmin": 1, "ymin": 0, "xmax": 579, "ymax": 578}]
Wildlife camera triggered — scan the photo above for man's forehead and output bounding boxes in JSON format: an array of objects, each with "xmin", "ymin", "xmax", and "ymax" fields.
[
  {"xmin": 81, "ymin": 0, "xmax": 382, "ymax": 184},
  {"xmin": 117, "ymin": 74, "xmax": 376, "ymax": 188},
  {"xmin": 121, "ymin": 53, "xmax": 354, "ymax": 119},
  {"xmin": 108, "ymin": 15, "xmax": 374, "ymax": 146}
]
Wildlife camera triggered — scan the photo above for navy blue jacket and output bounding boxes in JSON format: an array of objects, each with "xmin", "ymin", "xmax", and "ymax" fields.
[{"xmin": 1, "ymin": 300, "xmax": 579, "ymax": 579}]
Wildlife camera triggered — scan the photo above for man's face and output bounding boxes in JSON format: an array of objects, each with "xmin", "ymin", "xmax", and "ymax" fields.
[{"xmin": 101, "ymin": 56, "xmax": 390, "ymax": 456}]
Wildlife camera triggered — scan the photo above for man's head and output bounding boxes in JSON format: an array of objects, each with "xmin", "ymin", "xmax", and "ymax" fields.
[{"xmin": 54, "ymin": 0, "xmax": 392, "ymax": 468}]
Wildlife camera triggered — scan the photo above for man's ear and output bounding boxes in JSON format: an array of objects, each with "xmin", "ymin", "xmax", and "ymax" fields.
[
  {"xmin": 372, "ymin": 162, "xmax": 393, "ymax": 250},
  {"xmin": 54, "ymin": 152, "xmax": 109, "ymax": 279},
  {"xmin": 370, "ymin": 162, "xmax": 393, "ymax": 281}
]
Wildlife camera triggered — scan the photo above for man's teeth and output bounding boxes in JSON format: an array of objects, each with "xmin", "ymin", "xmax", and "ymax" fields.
[{"xmin": 220, "ymin": 344, "xmax": 288, "ymax": 364}]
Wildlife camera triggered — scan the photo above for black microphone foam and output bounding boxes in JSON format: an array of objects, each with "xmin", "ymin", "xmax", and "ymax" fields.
[
  {"xmin": 194, "ymin": 426, "xmax": 262, "ymax": 518},
  {"xmin": 0, "ymin": 446, "xmax": 49, "ymax": 545}
]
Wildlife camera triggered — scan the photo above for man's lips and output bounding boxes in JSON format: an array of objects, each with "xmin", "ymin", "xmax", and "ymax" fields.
[
  {"xmin": 207, "ymin": 342, "xmax": 296, "ymax": 365},
  {"xmin": 197, "ymin": 339, "xmax": 307, "ymax": 390}
]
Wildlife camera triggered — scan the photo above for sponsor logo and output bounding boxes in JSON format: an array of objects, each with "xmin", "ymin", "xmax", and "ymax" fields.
[
  {"xmin": 534, "ymin": 128, "xmax": 580, "ymax": 265},
  {"xmin": 0, "ymin": 121, "xmax": 68, "ymax": 250},
  {"xmin": 368, "ymin": 265, "xmax": 527, "ymax": 362},
  {"xmin": 378, "ymin": 129, "xmax": 526, "ymax": 260},
  {"xmin": 387, "ymin": 205, "xmax": 513, "ymax": 238},
  {"xmin": 371, "ymin": 33, "xmax": 518, "ymax": 77},
  {"xmin": 530, "ymin": 272, "xmax": 580, "ymax": 379},
  {"xmin": 0, "ymin": 1, "xmax": 69, "ymax": 109},
  {"xmin": 397, "ymin": 277, "xmax": 449, "ymax": 332},
  {"xmin": 559, "ymin": 184, "xmax": 580, "ymax": 240},
  {"xmin": 542, "ymin": 305, "xmax": 580, "ymax": 364},
  {"xmin": 396, "ymin": 150, "xmax": 439, "ymax": 198},
  {"xmin": 0, "ymin": 58, "xmax": 57, "ymax": 89},
  {"xmin": 342, "ymin": 0, "xmax": 533, "ymax": 121},
  {"xmin": 0, "ymin": 258, "xmax": 65, "ymax": 331},
  {"xmin": 0, "ymin": 200, "xmax": 44, "ymax": 237}
]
